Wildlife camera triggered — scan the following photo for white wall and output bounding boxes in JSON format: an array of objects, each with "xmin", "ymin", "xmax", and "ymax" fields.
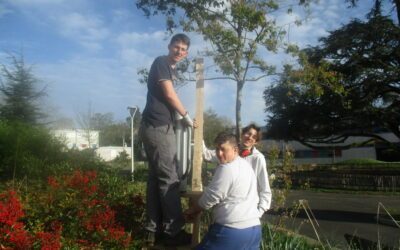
[
  {"xmin": 53, "ymin": 129, "xmax": 99, "ymax": 150},
  {"xmin": 95, "ymin": 146, "xmax": 131, "ymax": 161}
]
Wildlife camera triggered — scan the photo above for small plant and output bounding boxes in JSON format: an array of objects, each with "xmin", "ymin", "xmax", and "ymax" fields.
[
  {"xmin": 0, "ymin": 189, "xmax": 62, "ymax": 249},
  {"xmin": 260, "ymin": 223, "xmax": 324, "ymax": 250},
  {"xmin": 0, "ymin": 189, "xmax": 33, "ymax": 249},
  {"xmin": 2, "ymin": 169, "xmax": 145, "ymax": 249},
  {"xmin": 267, "ymin": 144, "xmax": 294, "ymax": 210}
]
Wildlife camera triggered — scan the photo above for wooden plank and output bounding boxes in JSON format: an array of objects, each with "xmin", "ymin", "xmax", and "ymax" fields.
[
  {"xmin": 192, "ymin": 57, "xmax": 204, "ymax": 192},
  {"xmin": 190, "ymin": 57, "xmax": 204, "ymax": 246}
]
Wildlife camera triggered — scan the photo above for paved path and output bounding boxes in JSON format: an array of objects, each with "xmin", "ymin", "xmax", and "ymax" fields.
[{"xmin": 264, "ymin": 190, "xmax": 400, "ymax": 249}]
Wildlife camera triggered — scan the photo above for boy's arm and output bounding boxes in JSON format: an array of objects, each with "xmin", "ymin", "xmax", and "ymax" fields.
[
  {"xmin": 203, "ymin": 141, "xmax": 218, "ymax": 163},
  {"xmin": 256, "ymin": 156, "xmax": 272, "ymax": 215},
  {"xmin": 160, "ymin": 80, "xmax": 187, "ymax": 116},
  {"xmin": 160, "ymin": 80, "xmax": 193, "ymax": 126}
]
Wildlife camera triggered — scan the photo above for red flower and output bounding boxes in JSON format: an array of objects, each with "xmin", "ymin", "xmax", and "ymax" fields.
[
  {"xmin": 0, "ymin": 190, "xmax": 24, "ymax": 225},
  {"xmin": 105, "ymin": 226, "xmax": 131, "ymax": 247},
  {"xmin": 47, "ymin": 176, "xmax": 60, "ymax": 189},
  {"xmin": 0, "ymin": 190, "xmax": 33, "ymax": 249},
  {"xmin": 36, "ymin": 231, "xmax": 61, "ymax": 250}
]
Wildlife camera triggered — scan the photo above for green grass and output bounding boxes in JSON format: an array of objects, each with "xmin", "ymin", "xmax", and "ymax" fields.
[
  {"xmin": 334, "ymin": 158, "xmax": 386, "ymax": 165},
  {"xmin": 261, "ymin": 223, "xmax": 326, "ymax": 250},
  {"xmin": 332, "ymin": 158, "xmax": 400, "ymax": 167}
]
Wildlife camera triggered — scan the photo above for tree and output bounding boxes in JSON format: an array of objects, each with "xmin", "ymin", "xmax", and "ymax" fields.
[
  {"xmin": 0, "ymin": 54, "xmax": 46, "ymax": 124},
  {"xmin": 264, "ymin": 14, "xmax": 400, "ymax": 151},
  {"xmin": 50, "ymin": 117, "xmax": 76, "ymax": 130},
  {"xmin": 100, "ymin": 122, "xmax": 130, "ymax": 147},
  {"xmin": 75, "ymin": 103, "xmax": 96, "ymax": 147},
  {"xmin": 203, "ymin": 108, "xmax": 233, "ymax": 147},
  {"xmin": 90, "ymin": 112, "xmax": 114, "ymax": 130},
  {"xmin": 136, "ymin": 0, "xmax": 314, "ymax": 139},
  {"xmin": 346, "ymin": 0, "xmax": 399, "ymax": 24}
]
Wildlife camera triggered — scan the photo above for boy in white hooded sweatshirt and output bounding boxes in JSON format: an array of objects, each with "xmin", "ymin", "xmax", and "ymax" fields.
[
  {"xmin": 203, "ymin": 124, "xmax": 272, "ymax": 217},
  {"xmin": 185, "ymin": 132, "xmax": 261, "ymax": 250}
]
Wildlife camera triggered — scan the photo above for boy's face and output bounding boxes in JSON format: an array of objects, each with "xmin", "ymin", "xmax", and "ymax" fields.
[
  {"xmin": 241, "ymin": 128, "xmax": 258, "ymax": 149},
  {"xmin": 215, "ymin": 141, "xmax": 238, "ymax": 164},
  {"xmin": 168, "ymin": 41, "xmax": 188, "ymax": 64}
]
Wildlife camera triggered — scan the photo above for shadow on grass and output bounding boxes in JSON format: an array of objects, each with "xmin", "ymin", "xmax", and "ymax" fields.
[
  {"xmin": 344, "ymin": 233, "xmax": 392, "ymax": 250},
  {"xmin": 267, "ymin": 208, "xmax": 377, "ymax": 224}
]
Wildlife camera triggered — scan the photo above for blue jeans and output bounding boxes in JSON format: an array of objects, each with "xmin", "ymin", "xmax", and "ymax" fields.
[{"xmin": 196, "ymin": 223, "xmax": 261, "ymax": 250}]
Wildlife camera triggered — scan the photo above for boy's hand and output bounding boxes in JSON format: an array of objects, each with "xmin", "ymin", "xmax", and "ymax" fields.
[
  {"xmin": 193, "ymin": 119, "xmax": 198, "ymax": 128},
  {"xmin": 183, "ymin": 112, "xmax": 193, "ymax": 127}
]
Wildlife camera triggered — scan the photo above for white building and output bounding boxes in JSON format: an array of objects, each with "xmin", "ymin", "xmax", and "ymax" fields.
[
  {"xmin": 95, "ymin": 146, "xmax": 132, "ymax": 161},
  {"xmin": 53, "ymin": 129, "xmax": 99, "ymax": 150},
  {"xmin": 261, "ymin": 132, "xmax": 400, "ymax": 165}
]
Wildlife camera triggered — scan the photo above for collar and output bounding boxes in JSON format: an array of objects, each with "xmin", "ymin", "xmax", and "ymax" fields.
[{"xmin": 240, "ymin": 147, "xmax": 253, "ymax": 157}]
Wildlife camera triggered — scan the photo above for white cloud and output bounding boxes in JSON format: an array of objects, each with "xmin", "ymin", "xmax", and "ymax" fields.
[
  {"xmin": 4, "ymin": 0, "xmax": 109, "ymax": 51},
  {"xmin": 2, "ymin": 0, "xmax": 385, "ymax": 128},
  {"xmin": 116, "ymin": 31, "xmax": 166, "ymax": 47},
  {"xmin": 55, "ymin": 12, "xmax": 109, "ymax": 50},
  {"xmin": 36, "ymin": 55, "xmax": 147, "ymax": 121}
]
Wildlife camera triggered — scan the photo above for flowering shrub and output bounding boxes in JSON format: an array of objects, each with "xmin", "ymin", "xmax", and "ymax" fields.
[
  {"xmin": 0, "ymin": 169, "xmax": 146, "ymax": 249},
  {"xmin": 40, "ymin": 170, "xmax": 132, "ymax": 248},
  {"xmin": 0, "ymin": 190, "xmax": 32, "ymax": 249}
]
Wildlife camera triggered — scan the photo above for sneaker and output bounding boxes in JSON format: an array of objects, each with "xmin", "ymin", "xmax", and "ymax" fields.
[
  {"xmin": 164, "ymin": 230, "xmax": 192, "ymax": 247},
  {"xmin": 145, "ymin": 231, "xmax": 165, "ymax": 246},
  {"xmin": 145, "ymin": 231, "xmax": 156, "ymax": 247}
]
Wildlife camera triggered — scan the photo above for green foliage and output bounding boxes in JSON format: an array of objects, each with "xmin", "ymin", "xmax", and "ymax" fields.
[
  {"xmin": 62, "ymin": 148, "xmax": 106, "ymax": 171},
  {"xmin": 95, "ymin": 111, "xmax": 140, "ymax": 147},
  {"xmin": 100, "ymin": 122, "xmax": 130, "ymax": 146},
  {"xmin": 0, "ymin": 121, "xmax": 66, "ymax": 180},
  {"xmin": 131, "ymin": 162, "xmax": 149, "ymax": 182},
  {"xmin": 261, "ymin": 223, "xmax": 325, "ymax": 250},
  {"xmin": 15, "ymin": 169, "xmax": 145, "ymax": 249},
  {"xmin": 346, "ymin": 0, "xmax": 399, "ymax": 23},
  {"xmin": 0, "ymin": 53, "xmax": 46, "ymax": 124},
  {"xmin": 266, "ymin": 144, "xmax": 295, "ymax": 210},
  {"xmin": 0, "ymin": 120, "xmax": 109, "ymax": 181},
  {"xmin": 266, "ymin": 143, "xmax": 280, "ymax": 170},
  {"xmin": 109, "ymin": 150, "xmax": 131, "ymax": 169},
  {"xmin": 136, "ymin": 0, "xmax": 314, "ymax": 136},
  {"xmin": 90, "ymin": 112, "xmax": 114, "ymax": 130},
  {"xmin": 97, "ymin": 170, "xmax": 146, "ymax": 234},
  {"xmin": 327, "ymin": 159, "xmax": 400, "ymax": 169},
  {"xmin": 265, "ymin": 15, "xmax": 400, "ymax": 152},
  {"xmin": 203, "ymin": 108, "xmax": 233, "ymax": 147},
  {"xmin": 334, "ymin": 158, "xmax": 386, "ymax": 165}
]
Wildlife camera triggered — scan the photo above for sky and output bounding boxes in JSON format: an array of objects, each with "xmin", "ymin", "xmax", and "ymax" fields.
[{"xmin": 0, "ymin": 0, "xmax": 391, "ymax": 127}]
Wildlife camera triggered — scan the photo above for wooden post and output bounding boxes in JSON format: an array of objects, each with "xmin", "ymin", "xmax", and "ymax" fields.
[{"xmin": 190, "ymin": 57, "xmax": 204, "ymax": 245}]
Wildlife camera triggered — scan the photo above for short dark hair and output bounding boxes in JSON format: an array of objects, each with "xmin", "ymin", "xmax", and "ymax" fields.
[
  {"xmin": 242, "ymin": 123, "xmax": 262, "ymax": 142},
  {"xmin": 214, "ymin": 132, "xmax": 238, "ymax": 148},
  {"xmin": 169, "ymin": 33, "xmax": 190, "ymax": 48}
]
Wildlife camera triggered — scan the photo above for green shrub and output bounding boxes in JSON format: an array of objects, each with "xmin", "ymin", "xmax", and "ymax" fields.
[
  {"xmin": 261, "ymin": 223, "xmax": 325, "ymax": 250},
  {"xmin": 9, "ymin": 169, "xmax": 146, "ymax": 249},
  {"xmin": 334, "ymin": 158, "xmax": 386, "ymax": 165},
  {"xmin": 0, "ymin": 121, "xmax": 109, "ymax": 181},
  {"xmin": 0, "ymin": 121, "xmax": 67, "ymax": 180}
]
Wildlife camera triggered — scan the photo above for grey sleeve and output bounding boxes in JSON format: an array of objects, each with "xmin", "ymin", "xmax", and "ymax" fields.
[{"xmin": 154, "ymin": 57, "xmax": 172, "ymax": 83}]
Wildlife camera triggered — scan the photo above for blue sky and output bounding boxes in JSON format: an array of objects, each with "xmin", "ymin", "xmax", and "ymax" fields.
[{"xmin": 0, "ymin": 0, "xmax": 389, "ymax": 127}]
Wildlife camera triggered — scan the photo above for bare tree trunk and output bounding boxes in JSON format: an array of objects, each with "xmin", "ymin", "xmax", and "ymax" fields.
[{"xmin": 236, "ymin": 81, "xmax": 244, "ymax": 141}]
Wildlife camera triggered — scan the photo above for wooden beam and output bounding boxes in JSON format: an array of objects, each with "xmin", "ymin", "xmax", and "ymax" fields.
[
  {"xmin": 192, "ymin": 57, "xmax": 204, "ymax": 193},
  {"xmin": 190, "ymin": 57, "xmax": 204, "ymax": 246}
]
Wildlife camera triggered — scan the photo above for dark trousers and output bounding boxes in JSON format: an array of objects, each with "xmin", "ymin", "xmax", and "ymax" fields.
[{"xmin": 140, "ymin": 122, "xmax": 184, "ymax": 236}]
